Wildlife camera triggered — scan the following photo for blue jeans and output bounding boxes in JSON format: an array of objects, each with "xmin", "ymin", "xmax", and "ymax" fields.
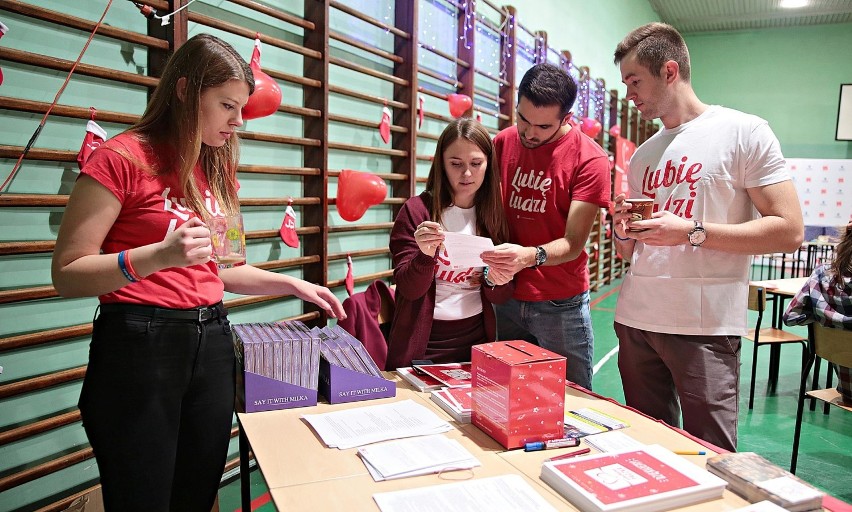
[{"xmin": 495, "ymin": 292, "xmax": 594, "ymax": 390}]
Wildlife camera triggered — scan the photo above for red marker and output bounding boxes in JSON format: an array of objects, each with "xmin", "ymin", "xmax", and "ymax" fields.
[{"xmin": 545, "ymin": 447, "xmax": 591, "ymax": 462}]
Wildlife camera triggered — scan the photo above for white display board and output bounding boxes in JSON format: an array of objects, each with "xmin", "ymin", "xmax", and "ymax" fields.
[{"xmin": 787, "ymin": 158, "xmax": 851, "ymax": 228}]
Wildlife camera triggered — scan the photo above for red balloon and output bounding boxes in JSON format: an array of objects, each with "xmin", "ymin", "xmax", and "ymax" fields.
[
  {"xmin": 447, "ymin": 93, "xmax": 472, "ymax": 118},
  {"xmin": 609, "ymin": 124, "xmax": 621, "ymax": 138},
  {"xmin": 242, "ymin": 38, "xmax": 282, "ymax": 121},
  {"xmin": 337, "ymin": 169, "xmax": 388, "ymax": 221},
  {"xmin": 580, "ymin": 117, "xmax": 602, "ymax": 138}
]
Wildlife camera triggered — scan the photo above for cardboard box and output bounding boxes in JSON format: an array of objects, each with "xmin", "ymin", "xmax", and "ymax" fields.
[
  {"xmin": 318, "ymin": 358, "xmax": 396, "ymax": 404},
  {"xmin": 233, "ymin": 323, "xmax": 319, "ymax": 413},
  {"xmin": 471, "ymin": 341, "xmax": 566, "ymax": 449}
]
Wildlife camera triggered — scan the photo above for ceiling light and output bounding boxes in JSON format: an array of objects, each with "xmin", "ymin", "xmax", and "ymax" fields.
[{"xmin": 780, "ymin": 0, "xmax": 808, "ymax": 8}]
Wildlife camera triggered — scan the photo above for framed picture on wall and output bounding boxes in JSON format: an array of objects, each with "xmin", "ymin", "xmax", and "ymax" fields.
[{"xmin": 837, "ymin": 84, "xmax": 852, "ymax": 141}]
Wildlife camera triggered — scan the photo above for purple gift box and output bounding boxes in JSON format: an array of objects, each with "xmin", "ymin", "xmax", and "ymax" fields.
[
  {"xmin": 238, "ymin": 370, "xmax": 318, "ymax": 413},
  {"xmin": 318, "ymin": 358, "xmax": 396, "ymax": 404}
]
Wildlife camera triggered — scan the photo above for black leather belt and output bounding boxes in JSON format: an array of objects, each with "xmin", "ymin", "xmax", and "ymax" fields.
[{"xmin": 99, "ymin": 302, "xmax": 227, "ymax": 322}]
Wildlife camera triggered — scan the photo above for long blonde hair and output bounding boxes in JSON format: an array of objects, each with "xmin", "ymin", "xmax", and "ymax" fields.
[{"xmin": 130, "ymin": 34, "xmax": 254, "ymax": 216}]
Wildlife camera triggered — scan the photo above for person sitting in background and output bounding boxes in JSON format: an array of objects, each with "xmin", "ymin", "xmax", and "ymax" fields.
[
  {"xmin": 386, "ymin": 118, "xmax": 514, "ymax": 369},
  {"xmin": 784, "ymin": 220, "xmax": 852, "ymax": 403}
]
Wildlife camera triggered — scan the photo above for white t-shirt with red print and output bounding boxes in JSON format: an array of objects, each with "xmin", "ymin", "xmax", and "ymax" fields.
[
  {"xmin": 81, "ymin": 132, "xmax": 227, "ymax": 309},
  {"xmin": 494, "ymin": 125, "xmax": 611, "ymax": 301},
  {"xmin": 433, "ymin": 205, "xmax": 483, "ymax": 321},
  {"xmin": 615, "ymin": 105, "xmax": 791, "ymax": 336}
]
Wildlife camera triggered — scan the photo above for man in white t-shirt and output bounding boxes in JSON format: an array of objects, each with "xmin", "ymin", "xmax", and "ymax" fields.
[{"xmin": 611, "ymin": 23, "xmax": 804, "ymax": 451}]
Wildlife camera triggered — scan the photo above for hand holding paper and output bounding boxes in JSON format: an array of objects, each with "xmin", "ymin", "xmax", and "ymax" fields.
[
  {"xmin": 414, "ymin": 221, "xmax": 444, "ymax": 256},
  {"xmin": 442, "ymin": 232, "xmax": 494, "ymax": 269}
]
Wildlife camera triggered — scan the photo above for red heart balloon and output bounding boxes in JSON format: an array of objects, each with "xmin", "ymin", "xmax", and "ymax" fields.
[
  {"xmin": 242, "ymin": 37, "xmax": 282, "ymax": 121},
  {"xmin": 609, "ymin": 124, "xmax": 621, "ymax": 138},
  {"xmin": 580, "ymin": 117, "xmax": 602, "ymax": 138},
  {"xmin": 447, "ymin": 93, "xmax": 472, "ymax": 118},
  {"xmin": 337, "ymin": 169, "xmax": 388, "ymax": 221}
]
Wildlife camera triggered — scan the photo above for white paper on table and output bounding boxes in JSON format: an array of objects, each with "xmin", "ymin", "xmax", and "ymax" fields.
[
  {"xmin": 582, "ymin": 430, "xmax": 645, "ymax": 452},
  {"xmin": 301, "ymin": 399, "xmax": 452, "ymax": 449},
  {"xmin": 358, "ymin": 434, "xmax": 480, "ymax": 481},
  {"xmin": 441, "ymin": 232, "xmax": 494, "ymax": 269},
  {"xmin": 373, "ymin": 474, "xmax": 557, "ymax": 512}
]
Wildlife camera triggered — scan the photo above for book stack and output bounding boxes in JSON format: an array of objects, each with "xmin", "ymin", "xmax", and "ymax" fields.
[
  {"xmin": 430, "ymin": 387, "xmax": 472, "ymax": 423},
  {"xmin": 309, "ymin": 323, "xmax": 396, "ymax": 403},
  {"xmin": 310, "ymin": 324, "xmax": 384, "ymax": 378},
  {"xmin": 396, "ymin": 362, "xmax": 471, "ymax": 391},
  {"xmin": 233, "ymin": 321, "xmax": 322, "ymax": 411},
  {"xmin": 234, "ymin": 322, "xmax": 322, "ymax": 390},
  {"xmin": 706, "ymin": 452, "xmax": 824, "ymax": 512},
  {"xmin": 540, "ymin": 444, "xmax": 727, "ymax": 512}
]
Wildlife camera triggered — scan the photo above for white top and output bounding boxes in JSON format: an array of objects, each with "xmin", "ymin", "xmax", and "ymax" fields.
[
  {"xmin": 434, "ymin": 205, "xmax": 483, "ymax": 321},
  {"xmin": 615, "ymin": 106, "xmax": 791, "ymax": 336}
]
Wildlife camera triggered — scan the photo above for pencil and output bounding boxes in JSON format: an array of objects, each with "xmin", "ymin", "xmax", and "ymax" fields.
[
  {"xmin": 545, "ymin": 447, "xmax": 591, "ymax": 462},
  {"xmin": 674, "ymin": 450, "xmax": 706, "ymax": 455}
]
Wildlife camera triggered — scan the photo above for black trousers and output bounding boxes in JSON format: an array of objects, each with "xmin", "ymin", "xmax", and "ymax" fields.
[{"xmin": 79, "ymin": 304, "xmax": 235, "ymax": 512}]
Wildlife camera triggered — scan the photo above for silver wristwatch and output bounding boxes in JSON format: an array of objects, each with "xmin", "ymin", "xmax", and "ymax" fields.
[{"xmin": 688, "ymin": 221, "xmax": 706, "ymax": 247}]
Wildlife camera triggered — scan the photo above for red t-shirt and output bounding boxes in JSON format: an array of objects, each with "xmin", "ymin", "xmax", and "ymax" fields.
[
  {"xmin": 81, "ymin": 133, "xmax": 225, "ymax": 308},
  {"xmin": 494, "ymin": 126, "xmax": 611, "ymax": 301}
]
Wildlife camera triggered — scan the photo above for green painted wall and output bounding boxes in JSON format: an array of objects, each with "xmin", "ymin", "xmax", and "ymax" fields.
[
  {"xmin": 686, "ymin": 23, "xmax": 852, "ymax": 159},
  {"xmin": 510, "ymin": 0, "xmax": 660, "ymax": 98}
]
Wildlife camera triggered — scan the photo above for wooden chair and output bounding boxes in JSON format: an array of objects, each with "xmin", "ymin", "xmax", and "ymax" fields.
[
  {"xmin": 744, "ymin": 285, "xmax": 808, "ymax": 409},
  {"xmin": 790, "ymin": 323, "xmax": 852, "ymax": 473}
]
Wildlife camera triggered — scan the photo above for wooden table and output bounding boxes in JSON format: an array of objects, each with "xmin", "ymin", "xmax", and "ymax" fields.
[{"xmin": 237, "ymin": 375, "xmax": 757, "ymax": 511}]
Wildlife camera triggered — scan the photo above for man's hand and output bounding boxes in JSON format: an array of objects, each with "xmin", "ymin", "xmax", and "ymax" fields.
[
  {"xmin": 481, "ymin": 243, "xmax": 536, "ymax": 276},
  {"xmin": 626, "ymin": 210, "xmax": 693, "ymax": 246}
]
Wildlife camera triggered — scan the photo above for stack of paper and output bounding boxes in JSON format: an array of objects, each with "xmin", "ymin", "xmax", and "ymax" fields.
[
  {"xmin": 373, "ymin": 474, "xmax": 557, "ymax": 512},
  {"xmin": 358, "ymin": 434, "xmax": 480, "ymax": 481},
  {"xmin": 302, "ymin": 399, "xmax": 452, "ymax": 449}
]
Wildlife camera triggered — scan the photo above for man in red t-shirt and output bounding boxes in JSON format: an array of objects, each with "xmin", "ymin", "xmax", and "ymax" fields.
[{"xmin": 482, "ymin": 63, "xmax": 611, "ymax": 390}]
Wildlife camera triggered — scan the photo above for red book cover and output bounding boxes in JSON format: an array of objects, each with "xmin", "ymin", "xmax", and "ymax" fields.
[
  {"xmin": 556, "ymin": 450, "xmax": 698, "ymax": 504},
  {"xmin": 540, "ymin": 444, "xmax": 726, "ymax": 512},
  {"xmin": 413, "ymin": 362, "xmax": 472, "ymax": 388}
]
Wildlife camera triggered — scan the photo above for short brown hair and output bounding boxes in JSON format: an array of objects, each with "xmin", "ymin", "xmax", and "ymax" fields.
[{"xmin": 614, "ymin": 22, "xmax": 691, "ymax": 82}]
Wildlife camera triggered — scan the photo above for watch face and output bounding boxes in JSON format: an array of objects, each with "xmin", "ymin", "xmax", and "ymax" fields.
[
  {"xmin": 535, "ymin": 246, "xmax": 547, "ymax": 266},
  {"xmin": 689, "ymin": 230, "xmax": 706, "ymax": 245}
]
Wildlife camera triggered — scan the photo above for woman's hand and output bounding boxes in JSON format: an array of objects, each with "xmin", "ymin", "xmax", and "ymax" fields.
[
  {"xmin": 292, "ymin": 281, "xmax": 347, "ymax": 320},
  {"xmin": 414, "ymin": 221, "xmax": 444, "ymax": 256},
  {"xmin": 156, "ymin": 217, "xmax": 213, "ymax": 268}
]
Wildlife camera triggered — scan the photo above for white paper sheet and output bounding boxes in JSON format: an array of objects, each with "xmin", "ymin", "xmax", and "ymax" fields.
[
  {"xmin": 301, "ymin": 399, "xmax": 452, "ymax": 449},
  {"xmin": 358, "ymin": 434, "xmax": 480, "ymax": 481},
  {"xmin": 373, "ymin": 474, "xmax": 557, "ymax": 512},
  {"xmin": 442, "ymin": 232, "xmax": 494, "ymax": 269}
]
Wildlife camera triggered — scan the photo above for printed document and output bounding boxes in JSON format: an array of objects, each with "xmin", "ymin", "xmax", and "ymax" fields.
[
  {"xmin": 302, "ymin": 399, "xmax": 452, "ymax": 449},
  {"xmin": 442, "ymin": 232, "xmax": 494, "ymax": 269}
]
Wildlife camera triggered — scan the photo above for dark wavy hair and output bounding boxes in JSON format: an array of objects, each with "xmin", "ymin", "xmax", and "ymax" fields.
[
  {"xmin": 425, "ymin": 118, "xmax": 509, "ymax": 245},
  {"xmin": 517, "ymin": 63, "xmax": 577, "ymax": 119}
]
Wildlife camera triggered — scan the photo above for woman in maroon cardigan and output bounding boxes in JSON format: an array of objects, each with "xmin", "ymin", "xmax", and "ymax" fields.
[{"xmin": 386, "ymin": 118, "xmax": 514, "ymax": 369}]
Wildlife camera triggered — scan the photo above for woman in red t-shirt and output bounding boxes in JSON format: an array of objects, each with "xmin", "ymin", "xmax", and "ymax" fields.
[{"xmin": 51, "ymin": 34, "xmax": 345, "ymax": 511}]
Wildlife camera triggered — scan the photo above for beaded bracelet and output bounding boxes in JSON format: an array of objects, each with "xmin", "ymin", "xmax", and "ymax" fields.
[
  {"xmin": 613, "ymin": 230, "xmax": 631, "ymax": 242},
  {"xmin": 118, "ymin": 250, "xmax": 139, "ymax": 283},
  {"xmin": 483, "ymin": 266, "xmax": 496, "ymax": 289}
]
